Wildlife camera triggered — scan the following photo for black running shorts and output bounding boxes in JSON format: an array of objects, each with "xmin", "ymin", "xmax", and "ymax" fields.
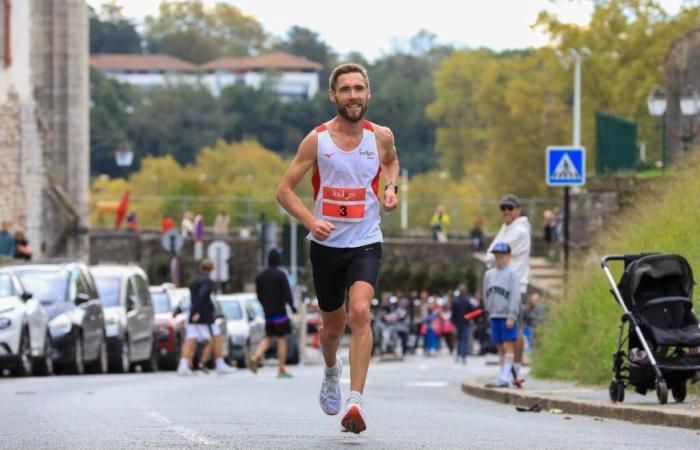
[
  {"xmin": 265, "ymin": 319, "xmax": 291, "ymax": 338},
  {"xmin": 309, "ymin": 241, "xmax": 383, "ymax": 312}
]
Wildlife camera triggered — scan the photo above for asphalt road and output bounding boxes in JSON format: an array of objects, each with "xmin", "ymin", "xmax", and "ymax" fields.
[{"xmin": 1, "ymin": 353, "xmax": 698, "ymax": 449}]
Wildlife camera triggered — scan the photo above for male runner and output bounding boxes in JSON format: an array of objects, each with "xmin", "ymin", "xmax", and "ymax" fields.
[{"xmin": 277, "ymin": 63, "xmax": 399, "ymax": 434}]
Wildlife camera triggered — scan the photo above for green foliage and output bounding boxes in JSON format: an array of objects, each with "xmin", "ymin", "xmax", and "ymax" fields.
[
  {"xmin": 89, "ymin": 3, "xmax": 142, "ymax": 54},
  {"xmin": 144, "ymin": 0, "xmax": 266, "ymax": 62},
  {"xmin": 532, "ymin": 151, "xmax": 700, "ymax": 385},
  {"xmin": 379, "ymin": 262, "xmax": 475, "ymax": 297}
]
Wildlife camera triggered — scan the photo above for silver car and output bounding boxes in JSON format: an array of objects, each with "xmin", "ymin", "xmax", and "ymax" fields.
[
  {"xmin": 0, "ymin": 272, "xmax": 53, "ymax": 376},
  {"xmin": 216, "ymin": 293, "xmax": 265, "ymax": 368},
  {"xmin": 91, "ymin": 265, "xmax": 158, "ymax": 373}
]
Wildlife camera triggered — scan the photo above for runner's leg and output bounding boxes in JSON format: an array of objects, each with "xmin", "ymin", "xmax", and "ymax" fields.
[
  {"xmin": 320, "ymin": 307, "xmax": 346, "ymax": 368},
  {"xmin": 277, "ymin": 337, "xmax": 288, "ymax": 374},
  {"xmin": 347, "ymin": 281, "xmax": 374, "ymax": 393}
]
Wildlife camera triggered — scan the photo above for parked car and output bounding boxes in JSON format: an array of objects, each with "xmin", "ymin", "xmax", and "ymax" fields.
[
  {"xmin": 216, "ymin": 293, "xmax": 264, "ymax": 368},
  {"xmin": 0, "ymin": 272, "xmax": 53, "ymax": 376},
  {"xmin": 173, "ymin": 287, "xmax": 229, "ymax": 368},
  {"xmin": 3, "ymin": 262, "xmax": 108, "ymax": 375},
  {"xmin": 91, "ymin": 265, "xmax": 158, "ymax": 373},
  {"xmin": 149, "ymin": 285, "xmax": 186, "ymax": 370}
]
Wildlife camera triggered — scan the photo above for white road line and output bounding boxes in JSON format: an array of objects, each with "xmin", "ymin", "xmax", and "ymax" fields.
[{"xmin": 142, "ymin": 409, "xmax": 217, "ymax": 446}]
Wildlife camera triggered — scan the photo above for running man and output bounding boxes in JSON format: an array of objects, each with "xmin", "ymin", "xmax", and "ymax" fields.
[{"xmin": 277, "ymin": 63, "xmax": 399, "ymax": 434}]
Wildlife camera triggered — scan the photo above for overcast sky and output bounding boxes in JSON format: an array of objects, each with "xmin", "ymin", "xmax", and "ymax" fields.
[{"xmin": 87, "ymin": 0, "xmax": 689, "ymax": 61}]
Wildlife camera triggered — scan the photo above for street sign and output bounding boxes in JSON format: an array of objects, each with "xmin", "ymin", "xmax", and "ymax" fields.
[
  {"xmin": 207, "ymin": 240, "xmax": 231, "ymax": 282},
  {"xmin": 546, "ymin": 146, "xmax": 586, "ymax": 186},
  {"xmin": 161, "ymin": 229, "xmax": 184, "ymax": 255}
]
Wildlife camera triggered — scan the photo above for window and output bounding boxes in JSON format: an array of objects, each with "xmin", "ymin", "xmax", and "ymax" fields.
[{"xmin": 133, "ymin": 275, "xmax": 151, "ymax": 307}]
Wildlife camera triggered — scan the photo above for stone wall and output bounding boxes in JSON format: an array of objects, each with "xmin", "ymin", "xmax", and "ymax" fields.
[{"xmin": 0, "ymin": 92, "xmax": 24, "ymax": 225}]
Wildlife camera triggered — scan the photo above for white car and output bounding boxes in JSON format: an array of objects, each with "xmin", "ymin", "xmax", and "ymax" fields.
[
  {"xmin": 0, "ymin": 271, "xmax": 53, "ymax": 376},
  {"xmin": 215, "ymin": 293, "xmax": 265, "ymax": 368}
]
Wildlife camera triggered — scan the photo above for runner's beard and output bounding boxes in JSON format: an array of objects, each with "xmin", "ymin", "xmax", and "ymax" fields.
[{"xmin": 337, "ymin": 101, "xmax": 368, "ymax": 123}]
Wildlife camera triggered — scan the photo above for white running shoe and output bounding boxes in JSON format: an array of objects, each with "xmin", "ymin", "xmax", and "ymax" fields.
[
  {"xmin": 215, "ymin": 364, "xmax": 236, "ymax": 375},
  {"xmin": 341, "ymin": 393, "xmax": 367, "ymax": 434},
  {"xmin": 319, "ymin": 355, "xmax": 342, "ymax": 415},
  {"xmin": 177, "ymin": 365, "xmax": 194, "ymax": 376}
]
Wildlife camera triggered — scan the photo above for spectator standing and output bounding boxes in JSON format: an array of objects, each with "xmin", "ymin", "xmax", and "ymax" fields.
[
  {"xmin": 249, "ymin": 249, "xmax": 297, "ymax": 378},
  {"xmin": 430, "ymin": 205, "xmax": 451, "ymax": 242},
  {"xmin": 126, "ymin": 212, "xmax": 138, "ymax": 232},
  {"xmin": 411, "ymin": 290, "xmax": 429, "ymax": 354},
  {"xmin": 160, "ymin": 214, "xmax": 176, "ymax": 233},
  {"xmin": 13, "ymin": 231, "xmax": 32, "ymax": 261},
  {"xmin": 469, "ymin": 215, "xmax": 486, "ymax": 251},
  {"xmin": 0, "ymin": 221, "xmax": 15, "ymax": 259},
  {"xmin": 483, "ymin": 243, "xmax": 521, "ymax": 388},
  {"xmin": 181, "ymin": 211, "xmax": 195, "ymax": 239},
  {"xmin": 451, "ymin": 284, "xmax": 474, "ymax": 364},
  {"xmin": 421, "ymin": 300, "xmax": 442, "ymax": 356},
  {"xmin": 485, "ymin": 194, "xmax": 531, "ymax": 380},
  {"xmin": 214, "ymin": 211, "xmax": 230, "ymax": 237},
  {"xmin": 440, "ymin": 300, "xmax": 455, "ymax": 354}
]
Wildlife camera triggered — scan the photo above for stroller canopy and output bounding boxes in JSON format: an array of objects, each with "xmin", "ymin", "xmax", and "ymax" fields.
[{"xmin": 618, "ymin": 254, "xmax": 694, "ymax": 310}]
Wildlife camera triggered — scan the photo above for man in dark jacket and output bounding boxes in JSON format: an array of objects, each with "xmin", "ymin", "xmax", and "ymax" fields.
[
  {"xmin": 178, "ymin": 259, "xmax": 232, "ymax": 375},
  {"xmin": 451, "ymin": 284, "xmax": 475, "ymax": 364},
  {"xmin": 249, "ymin": 249, "xmax": 297, "ymax": 378}
]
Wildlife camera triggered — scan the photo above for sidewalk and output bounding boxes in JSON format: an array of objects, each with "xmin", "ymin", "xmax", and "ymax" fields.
[{"xmin": 462, "ymin": 356, "xmax": 700, "ymax": 430}]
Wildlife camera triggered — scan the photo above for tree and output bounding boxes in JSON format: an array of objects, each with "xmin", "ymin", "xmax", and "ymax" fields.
[
  {"xmin": 90, "ymin": 68, "xmax": 136, "ymax": 177},
  {"xmin": 144, "ymin": 0, "xmax": 267, "ymax": 63},
  {"xmin": 89, "ymin": 3, "xmax": 142, "ymax": 54},
  {"xmin": 127, "ymin": 83, "xmax": 222, "ymax": 165}
]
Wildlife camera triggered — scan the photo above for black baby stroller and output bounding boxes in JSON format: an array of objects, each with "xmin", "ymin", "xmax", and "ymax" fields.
[{"xmin": 601, "ymin": 253, "xmax": 700, "ymax": 404}]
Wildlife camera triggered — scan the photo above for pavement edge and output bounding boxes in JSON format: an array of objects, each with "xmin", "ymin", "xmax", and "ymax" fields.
[{"xmin": 462, "ymin": 379, "xmax": 700, "ymax": 431}]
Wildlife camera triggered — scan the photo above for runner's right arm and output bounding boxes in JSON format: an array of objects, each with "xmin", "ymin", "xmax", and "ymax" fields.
[{"xmin": 277, "ymin": 132, "xmax": 335, "ymax": 241}]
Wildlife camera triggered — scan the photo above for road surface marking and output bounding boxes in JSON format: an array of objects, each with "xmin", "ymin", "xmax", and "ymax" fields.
[
  {"xmin": 404, "ymin": 381, "xmax": 448, "ymax": 388},
  {"xmin": 142, "ymin": 409, "xmax": 217, "ymax": 446}
]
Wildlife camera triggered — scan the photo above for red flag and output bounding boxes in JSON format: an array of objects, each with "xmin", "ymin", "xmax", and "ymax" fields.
[{"xmin": 115, "ymin": 190, "xmax": 130, "ymax": 230}]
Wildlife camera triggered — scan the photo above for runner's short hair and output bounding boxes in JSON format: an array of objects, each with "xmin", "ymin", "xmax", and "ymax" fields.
[
  {"xmin": 199, "ymin": 259, "xmax": 214, "ymax": 272},
  {"xmin": 329, "ymin": 63, "xmax": 370, "ymax": 92}
]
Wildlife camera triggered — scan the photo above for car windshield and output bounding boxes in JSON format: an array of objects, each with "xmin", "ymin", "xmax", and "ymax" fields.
[
  {"xmin": 94, "ymin": 277, "xmax": 121, "ymax": 308},
  {"xmin": 12, "ymin": 269, "xmax": 68, "ymax": 303},
  {"xmin": 151, "ymin": 292, "xmax": 171, "ymax": 314},
  {"xmin": 218, "ymin": 301, "xmax": 243, "ymax": 320},
  {"xmin": 0, "ymin": 274, "xmax": 14, "ymax": 296}
]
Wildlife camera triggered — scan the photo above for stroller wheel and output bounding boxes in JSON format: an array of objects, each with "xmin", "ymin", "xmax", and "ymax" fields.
[
  {"xmin": 672, "ymin": 382, "xmax": 687, "ymax": 403},
  {"xmin": 608, "ymin": 380, "xmax": 625, "ymax": 403},
  {"xmin": 655, "ymin": 380, "xmax": 668, "ymax": 404}
]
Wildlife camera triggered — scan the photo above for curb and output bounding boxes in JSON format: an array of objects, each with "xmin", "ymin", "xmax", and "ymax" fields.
[{"xmin": 462, "ymin": 379, "xmax": 700, "ymax": 431}]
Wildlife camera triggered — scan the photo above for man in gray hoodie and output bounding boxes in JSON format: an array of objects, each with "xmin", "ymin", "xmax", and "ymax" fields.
[
  {"xmin": 483, "ymin": 242, "xmax": 521, "ymax": 387},
  {"xmin": 485, "ymin": 194, "xmax": 531, "ymax": 380}
]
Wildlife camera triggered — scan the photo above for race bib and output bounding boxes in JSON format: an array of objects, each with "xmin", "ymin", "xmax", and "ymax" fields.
[{"xmin": 321, "ymin": 186, "xmax": 366, "ymax": 222}]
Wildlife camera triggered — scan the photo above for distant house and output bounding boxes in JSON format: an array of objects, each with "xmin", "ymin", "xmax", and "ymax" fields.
[
  {"xmin": 90, "ymin": 51, "xmax": 322, "ymax": 99},
  {"xmin": 90, "ymin": 53, "xmax": 199, "ymax": 89}
]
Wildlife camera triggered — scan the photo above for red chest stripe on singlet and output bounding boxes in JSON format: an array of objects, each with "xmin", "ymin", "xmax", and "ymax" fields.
[
  {"xmin": 316, "ymin": 124, "xmax": 327, "ymax": 133},
  {"xmin": 311, "ymin": 164, "xmax": 321, "ymax": 201},
  {"xmin": 322, "ymin": 187, "xmax": 366, "ymax": 201},
  {"xmin": 371, "ymin": 166, "xmax": 381, "ymax": 198}
]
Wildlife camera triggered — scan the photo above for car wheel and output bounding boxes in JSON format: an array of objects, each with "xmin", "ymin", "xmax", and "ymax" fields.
[
  {"xmin": 11, "ymin": 328, "xmax": 32, "ymax": 377},
  {"xmin": 85, "ymin": 335, "xmax": 108, "ymax": 374},
  {"xmin": 286, "ymin": 335, "xmax": 300, "ymax": 365},
  {"xmin": 141, "ymin": 341, "xmax": 159, "ymax": 373},
  {"xmin": 66, "ymin": 335, "xmax": 85, "ymax": 375},
  {"xmin": 32, "ymin": 331, "xmax": 54, "ymax": 376}
]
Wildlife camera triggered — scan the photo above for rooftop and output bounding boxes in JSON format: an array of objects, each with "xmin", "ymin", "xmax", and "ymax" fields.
[{"xmin": 90, "ymin": 53, "xmax": 199, "ymax": 72}]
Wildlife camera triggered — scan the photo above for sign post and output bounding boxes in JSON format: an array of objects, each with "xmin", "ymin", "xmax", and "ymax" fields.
[
  {"xmin": 161, "ymin": 229, "xmax": 184, "ymax": 286},
  {"xmin": 546, "ymin": 146, "xmax": 586, "ymax": 273}
]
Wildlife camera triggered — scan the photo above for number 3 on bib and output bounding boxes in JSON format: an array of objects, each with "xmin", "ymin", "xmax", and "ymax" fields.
[{"xmin": 321, "ymin": 186, "xmax": 366, "ymax": 222}]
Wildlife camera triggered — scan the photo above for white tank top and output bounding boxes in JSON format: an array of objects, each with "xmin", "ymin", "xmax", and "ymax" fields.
[{"xmin": 308, "ymin": 120, "xmax": 383, "ymax": 248}]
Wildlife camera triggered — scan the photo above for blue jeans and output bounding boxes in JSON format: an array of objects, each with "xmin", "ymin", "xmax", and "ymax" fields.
[{"xmin": 456, "ymin": 324, "xmax": 470, "ymax": 359}]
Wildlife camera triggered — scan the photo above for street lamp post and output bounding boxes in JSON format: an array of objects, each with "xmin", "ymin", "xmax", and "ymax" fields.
[
  {"xmin": 114, "ymin": 143, "xmax": 134, "ymax": 178},
  {"xmin": 646, "ymin": 86, "xmax": 667, "ymax": 169}
]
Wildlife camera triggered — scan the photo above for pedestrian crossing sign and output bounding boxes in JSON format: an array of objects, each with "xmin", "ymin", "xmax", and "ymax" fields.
[{"xmin": 546, "ymin": 146, "xmax": 585, "ymax": 186}]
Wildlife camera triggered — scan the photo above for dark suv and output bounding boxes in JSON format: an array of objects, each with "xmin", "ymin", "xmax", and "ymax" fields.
[{"xmin": 2, "ymin": 262, "xmax": 108, "ymax": 375}]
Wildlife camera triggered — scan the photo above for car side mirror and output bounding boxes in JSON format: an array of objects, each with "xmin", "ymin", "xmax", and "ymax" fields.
[
  {"xmin": 127, "ymin": 295, "xmax": 136, "ymax": 311},
  {"xmin": 75, "ymin": 293, "xmax": 90, "ymax": 305},
  {"xmin": 21, "ymin": 291, "xmax": 33, "ymax": 302}
]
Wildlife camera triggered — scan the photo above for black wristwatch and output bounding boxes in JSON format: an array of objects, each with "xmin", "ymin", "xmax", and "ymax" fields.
[{"xmin": 385, "ymin": 181, "xmax": 398, "ymax": 194}]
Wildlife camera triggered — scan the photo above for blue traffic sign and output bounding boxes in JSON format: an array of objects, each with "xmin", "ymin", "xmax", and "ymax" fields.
[{"xmin": 546, "ymin": 146, "xmax": 585, "ymax": 186}]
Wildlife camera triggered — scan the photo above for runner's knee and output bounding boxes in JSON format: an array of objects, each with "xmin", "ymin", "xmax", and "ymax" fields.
[{"xmin": 348, "ymin": 305, "xmax": 370, "ymax": 332}]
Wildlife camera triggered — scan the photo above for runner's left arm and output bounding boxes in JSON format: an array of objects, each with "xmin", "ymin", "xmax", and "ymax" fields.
[{"xmin": 377, "ymin": 126, "xmax": 399, "ymax": 212}]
